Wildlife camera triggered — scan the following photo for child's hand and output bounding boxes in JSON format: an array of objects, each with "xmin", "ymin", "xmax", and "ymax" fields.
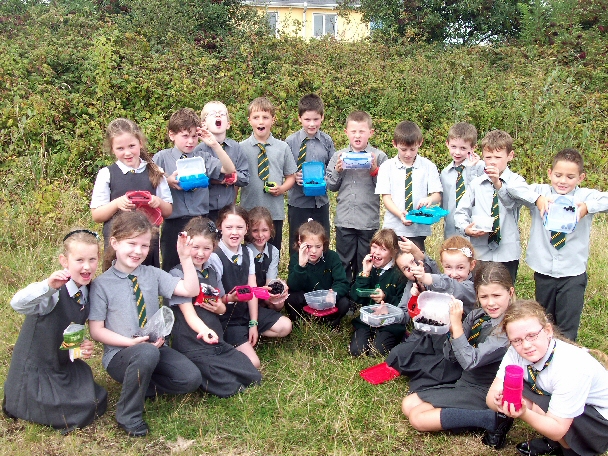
[
  {"xmin": 248, "ymin": 326, "xmax": 258, "ymax": 347},
  {"xmin": 449, "ymin": 298, "xmax": 464, "ymax": 334},
  {"xmin": 577, "ymin": 202, "xmax": 588, "ymax": 220},
  {"xmin": 268, "ymin": 183, "xmax": 287, "ymax": 196},
  {"xmin": 409, "ymin": 260, "xmax": 426, "ymax": 281},
  {"xmin": 47, "ymin": 269, "xmax": 71, "ymax": 290},
  {"xmin": 416, "ymin": 197, "xmax": 434, "ymax": 209},
  {"xmin": 79, "ymin": 339, "xmax": 95, "ymax": 360},
  {"xmin": 400, "ymin": 211, "xmax": 413, "ymax": 226},
  {"xmin": 150, "ymin": 337, "xmax": 165, "ymax": 348},
  {"xmin": 148, "ymin": 195, "xmax": 162, "ymax": 209},
  {"xmin": 468, "ymin": 151, "xmax": 481, "ymax": 166},
  {"xmin": 176, "ymin": 232, "xmax": 193, "ymax": 258},
  {"xmin": 370, "ymin": 151, "xmax": 378, "ymax": 173},
  {"xmin": 197, "ymin": 126, "xmax": 217, "ymax": 146},
  {"xmin": 295, "ymin": 170, "xmax": 304, "ymax": 186},
  {"xmin": 116, "ymin": 195, "xmax": 136, "ymax": 212},
  {"xmin": 361, "ymin": 254, "xmax": 373, "ymax": 274},
  {"xmin": 200, "ymin": 297, "xmax": 226, "ymax": 315},
  {"xmin": 335, "ymin": 154, "xmax": 344, "ymax": 173},
  {"xmin": 130, "ymin": 335, "xmax": 150, "ymax": 346},
  {"xmin": 484, "ymin": 165, "xmax": 501, "ymax": 187},
  {"xmin": 298, "ymin": 242, "xmax": 310, "ymax": 267},
  {"xmin": 535, "ymin": 195, "xmax": 549, "ymax": 217},
  {"xmin": 370, "ymin": 288, "xmax": 385, "ymax": 303},
  {"xmin": 398, "ymin": 236, "xmax": 415, "ymax": 253},
  {"xmin": 197, "ymin": 329, "xmax": 219, "ymax": 344},
  {"xmin": 464, "ymin": 222, "xmax": 486, "ymax": 237},
  {"xmin": 411, "ymin": 283, "xmax": 420, "ymax": 297},
  {"xmin": 167, "ymin": 170, "xmax": 183, "ymax": 190},
  {"xmin": 267, "ymin": 281, "xmax": 289, "ymax": 305},
  {"xmin": 372, "ymin": 302, "xmax": 389, "ymax": 315}
]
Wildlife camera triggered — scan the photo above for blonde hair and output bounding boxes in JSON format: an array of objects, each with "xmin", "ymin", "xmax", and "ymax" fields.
[
  {"xmin": 481, "ymin": 129, "xmax": 513, "ymax": 153},
  {"xmin": 294, "ymin": 220, "xmax": 328, "ymax": 252},
  {"xmin": 447, "ymin": 122, "xmax": 477, "ymax": 148},
  {"xmin": 248, "ymin": 97, "xmax": 276, "ymax": 117},
  {"xmin": 201, "ymin": 101, "xmax": 230, "ymax": 123},
  {"xmin": 62, "ymin": 229, "xmax": 100, "ymax": 257},
  {"xmin": 103, "ymin": 212, "xmax": 157, "ymax": 270},
  {"xmin": 370, "ymin": 229, "xmax": 399, "ymax": 258}
]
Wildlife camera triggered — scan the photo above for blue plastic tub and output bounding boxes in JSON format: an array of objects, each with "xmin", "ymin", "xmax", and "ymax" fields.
[
  {"xmin": 179, "ymin": 174, "xmax": 209, "ymax": 191},
  {"xmin": 302, "ymin": 161, "xmax": 327, "ymax": 197},
  {"xmin": 406, "ymin": 206, "xmax": 449, "ymax": 225}
]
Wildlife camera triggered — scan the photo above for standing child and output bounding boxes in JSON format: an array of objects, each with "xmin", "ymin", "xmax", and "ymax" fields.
[
  {"xmin": 169, "ymin": 217, "xmax": 262, "ymax": 397},
  {"xmin": 195, "ymin": 101, "xmax": 249, "ymax": 222},
  {"xmin": 375, "ymin": 121, "xmax": 443, "ymax": 252},
  {"xmin": 349, "ymin": 229, "xmax": 407, "ymax": 356},
  {"xmin": 3, "ymin": 229, "xmax": 107, "ymax": 432},
  {"xmin": 506, "ymin": 148, "xmax": 608, "ymax": 341},
  {"xmin": 89, "ymin": 211, "xmax": 202, "ymax": 437},
  {"xmin": 440, "ymin": 122, "xmax": 485, "ymax": 238},
  {"xmin": 326, "ymin": 110, "xmax": 389, "ymax": 282},
  {"xmin": 208, "ymin": 205, "xmax": 292, "ymax": 368},
  {"xmin": 402, "ymin": 262, "xmax": 515, "ymax": 450},
  {"xmin": 91, "ymin": 118, "xmax": 173, "ymax": 269},
  {"xmin": 454, "ymin": 129, "xmax": 526, "ymax": 284},
  {"xmin": 153, "ymin": 107, "xmax": 236, "ymax": 271},
  {"xmin": 487, "ymin": 300, "xmax": 608, "ymax": 456},
  {"xmin": 285, "ymin": 93, "xmax": 336, "ymax": 248},
  {"xmin": 285, "ymin": 220, "xmax": 350, "ymax": 327},
  {"xmin": 239, "ymin": 97, "xmax": 297, "ymax": 250}
]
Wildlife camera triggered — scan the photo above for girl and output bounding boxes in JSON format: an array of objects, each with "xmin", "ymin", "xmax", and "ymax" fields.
[
  {"xmin": 245, "ymin": 206, "xmax": 289, "ymax": 311},
  {"xmin": 349, "ymin": 229, "xmax": 407, "ymax": 356},
  {"xmin": 208, "ymin": 205, "xmax": 292, "ymax": 368},
  {"xmin": 91, "ymin": 118, "xmax": 173, "ymax": 269},
  {"xmin": 487, "ymin": 300, "xmax": 608, "ymax": 456},
  {"xmin": 402, "ymin": 262, "xmax": 515, "ymax": 450},
  {"xmin": 386, "ymin": 236, "xmax": 478, "ymax": 391},
  {"xmin": 285, "ymin": 220, "xmax": 350, "ymax": 327},
  {"xmin": 3, "ymin": 229, "xmax": 107, "ymax": 432},
  {"xmin": 169, "ymin": 217, "xmax": 262, "ymax": 397},
  {"xmin": 88, "ymin": 211, "xmax": 202, "ymax": 437}
]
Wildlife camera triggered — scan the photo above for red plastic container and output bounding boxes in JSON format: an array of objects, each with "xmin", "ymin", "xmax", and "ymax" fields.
[
  {"xmin": 360, "ymin": 362, "xmax": 400, "ymax": 385},
  {"xmin": 503, "ymin": 364, "xmax": 524, "ymax": 411},
  {"xmin": 229, "ymin": 285, "xmax": 254, "ymax": 301},
  {"xmin": 302, "ymin": 305, "xmax": 338, "ymax": 317}
]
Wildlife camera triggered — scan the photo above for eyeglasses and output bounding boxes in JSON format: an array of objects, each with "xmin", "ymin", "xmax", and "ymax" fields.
[
  {"xmin": 509, "ymin": 328, "xmax": 544, "ymax": 346},
  {"xmin": 205, "ymin": 111, "xmax": 228, "ymax": 118}
]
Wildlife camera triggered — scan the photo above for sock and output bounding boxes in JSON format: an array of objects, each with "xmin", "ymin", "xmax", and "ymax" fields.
[{"xmin": 440, "ymin": 408, "xmax": 498, "ymax": 431}]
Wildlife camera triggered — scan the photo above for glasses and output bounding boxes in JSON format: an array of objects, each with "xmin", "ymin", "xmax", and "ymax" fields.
[
  {"xmin": 205, "ymin": 111, "xmax": 228, "ymax": 118},
  {"xmin": 509, "ymin": 328, "xmax": 544, "ymax": 346}
]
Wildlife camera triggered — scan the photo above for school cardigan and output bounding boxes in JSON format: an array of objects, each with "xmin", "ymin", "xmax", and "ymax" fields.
[
  {"xmin": 350, "ymin": 264, "xmax": 406, "ymax": 307},
  {"xmin": 286, "ymin": 250, "xmax": 350, "ymax": 300}
]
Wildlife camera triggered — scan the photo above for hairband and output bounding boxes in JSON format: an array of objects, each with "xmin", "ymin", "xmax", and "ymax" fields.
[
  {"xmin": 207, "ymin": 221, "xmax": 221, "ymax": 239},
  {"xmin": 63, "ymin": 229, "xmax": 100, "ymax": 242},
  {"xmin": 443, "ymin": 247, "xmax": 473, "ymax": 258}
]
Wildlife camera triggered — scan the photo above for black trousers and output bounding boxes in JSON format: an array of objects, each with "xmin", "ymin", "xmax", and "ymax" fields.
[
  {"xmin": 349, "ymin": 324, "xmax": 405, "ymax": 357},
  {"xmin": 335, "ymin": 226, "xmax": 376, "ymax": 284},
  {"xmin": 160, "ymin": 216, "xmax": 196, "ymax": 272},
  {"xmin": 270, "ymin": 220, "xmax": 283, "ymax": 251},
  {"xmin": 285, "ymin": 290, "xmax": 350, "ymax": 327},
  {"xmin": 287, "ymin": 203, "xmax": 331, "ymax": 252}
]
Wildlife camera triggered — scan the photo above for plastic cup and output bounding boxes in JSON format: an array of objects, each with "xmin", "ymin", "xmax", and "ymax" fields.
[{"xmin": 503, "ymin": 364, "xmax": 524, "ymax": 411}]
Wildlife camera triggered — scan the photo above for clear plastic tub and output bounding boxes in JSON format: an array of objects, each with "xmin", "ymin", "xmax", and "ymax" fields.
[
  {"xmin": 302, "ymin": 161, "xmax": 327, "ymax": 196},
  {"xmin": 342, "ymin": 151, "xmax": 372, "ymax": 169},
  {"xmin": 543, "ymin": 195, "xmax": 578, "ymax": 233},
  {"xmin": 472, "ymin": 214, "xmax": 495, "ymax": 232},
  {"xmin": 413, "ymin": 291, "xmax": 451, "ymax": 334},
  {"xmin": 177, "ymin": 157, "xmax": 209, "ymax": 191},
  {"xmin": 304, "ymin": 289, "xmax": 336, "ymax": 310},
  {"xmin": 359, "ymin": 303, "xmax": 403, "ymax": 327},
  {"xmin": 356, "ymin": 288, "xmax": 379, "ymax": 298}
]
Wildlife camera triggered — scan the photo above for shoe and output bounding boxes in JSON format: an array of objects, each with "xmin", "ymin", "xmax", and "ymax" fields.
[
  {"xmin": 118, "ymin": 421, "xmax": 149, "ymax": 437},
  {"xmin": 482, "ymin": 412, "xmax": 514, "ymax": 449},
  {"xmin": 516, "ymin": 438, "xmax": 563, "ymax": 456}
]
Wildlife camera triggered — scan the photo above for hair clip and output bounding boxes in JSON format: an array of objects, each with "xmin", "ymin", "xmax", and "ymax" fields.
[
  {"xmin": 207, "ymin": 221, "xmax": 221, "ymax": 239},
  {"xmin": 307, "ymin": 218, "xmax": 314, "ymax": 222},
  {"xmin": 63, "ymin": 229, "xmax": 100, "ymax": 242},
  {"xmin": 443, "ymin": 247, "xmax": 473, "ymax": 258}
]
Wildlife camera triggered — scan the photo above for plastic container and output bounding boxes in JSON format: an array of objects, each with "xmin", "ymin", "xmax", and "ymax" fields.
[
  {"xmin": 472, "ymin": 214, "xmax": 495, "ymax": 232},
  {"xmin": 304, "ymin": 289, "xmax": 336, "ymax": 310},
  {"xmin": 503, "ymin": 365, "xmax": 524, "ymax": 411},
  {"xmin": 356, "ymin": 288, "xmax": 380, "ymax": 298},
  {"xmin": 543, "ymin": 195, "xmax": 578, "ymax": 233},
  {"xmin": 133, "ymin": 306, "xmax": 175, "ymax": 342},
  {"xmin": 177, "ymin": 157, "xmax": 209, "ymax": 191},
  {"xmin": 342, "ymin": 151, "xmax": 372, "ymax": 169},
  {"xmin": 229, "ymin": 285, "xmax": 254, "ymax": 301},
  {"xmin": 412, "ymin": 291, "xmax": 452, "ymax": 334},
  {"xmin": 359, "ymin": 303, "xmax": 403, "ymax": 327},
  {"xmin": 252, "ymin": 287, "xmax": 270, "ymax": 300},
  {"xmin": 302, "ymin": 161, "xmax": 327, "ymax": 196},
  {"xmin": 406, "ymin": 206, "xmax": 449, "ymax": 225},
  {"xmin": 360, "ymin": 362, "xmax": 400, "ymax": 385},
  {"xmin": 303, "ymin": 305, "xmax": 338, "ymax": 317}
]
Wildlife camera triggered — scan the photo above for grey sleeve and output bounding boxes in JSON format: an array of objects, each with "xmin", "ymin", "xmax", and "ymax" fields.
[
  {"xmin": 88, "ymin": 280, "xmax": 109, "ymax": 322},
  {"xmin": 394, "ymin": 281, "xmax": 413, "ymax": 325},
  {"xmin": 156, "ymin": 268, "xmax": 183, "ymax": 299},
  {"xmin": 325, "ymin": 151, "xmax": 343, "ymax": 191},
  {"xmin": 10, "ymin": 280, "xmax": 58, "ymax": 316},
  {"xmin": 167, "ymin": 268, "xmax": 190, "ymax": 307},
  {"xmin": 267, "ymin": 245, "xmax": 280, "ymax": 282},
  {"xmin": 450, "ymin": 330, "xmax": 509, "ymax": 371},
  {"xmin": 453, "ymin": 186, "xmax": 474, "ymax": 234},
  {"xmin": 203, "ymin": 150, "xmax": 224, "ymax": 180},
  {"xmin": 234, "ymin": 145, "xmax": 250, "ymax": 188},
  {"xmin": 498, "ymin": 174, "xmax": 527, "ymax": 210},
  {"xmin": 429, "ymin": 275, "xmax": 476, "ymax": 313}
]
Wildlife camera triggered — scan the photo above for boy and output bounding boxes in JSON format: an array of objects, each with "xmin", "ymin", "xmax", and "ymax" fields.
[
  {"xmin": 326, "ymin": 110, "xmax": 388, "ymax": 282},
  {"xmin": 239, "ymin": 97, "xmax": 297, "ymax": 250},
  {"xmin": 453, "ymin": 129, "xmax": 526, "ymax": 283},
  {"xmin": 194, "ymin": 101, "xmax": 249, "ymax": 222},
  {"xmin": 440, "ymin": 122, "xmax": 485, "ymax": 238},
  {"xmin": 506, "ymin": 148, "xmax": 608, "ymax": 340},
  {"xmin": 285, "ymin": 94, "xmax": 336, "ymax": 249},
  {"xmin": 153, "ymin": 108, "xmax": 236, "ymax": 271},
  {"xmin": 375, "ymin": 121, "xmax": 442, "ymax": 252}
]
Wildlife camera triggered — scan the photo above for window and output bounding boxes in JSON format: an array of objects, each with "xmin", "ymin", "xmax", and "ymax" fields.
[
  {"xmin": 313, "ymin": 13, "xmax": 337, "ymax": 37},
  {"xmin": 267, "ymin": 11, "xmax": 278, "ymax": 36}
]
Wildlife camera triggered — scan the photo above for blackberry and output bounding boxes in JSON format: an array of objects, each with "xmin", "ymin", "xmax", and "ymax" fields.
[
  {"xmin": 416, "ymin": 316, "xmax": 445, "ymax": 326},
  {"xmin": 269, "ymin": 281, "xmax": 284, "ymax": 294}
]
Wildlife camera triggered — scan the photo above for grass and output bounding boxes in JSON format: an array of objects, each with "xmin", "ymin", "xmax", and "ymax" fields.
[{"xmin": 0, "ymin": 174, "xmax": 607, "ymax": 455}]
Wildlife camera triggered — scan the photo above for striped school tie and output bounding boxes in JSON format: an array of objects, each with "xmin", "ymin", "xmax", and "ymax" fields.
[
  {"xmin": 220, "ymin": 142, "xmax": 227, "ymax": 150},
  {"xmin": 73, "ymin": 290, "xmax": 85, "ymax": 310},
  {"xmin": 297, "ymin": 137, "xmax": 309, "ymax": 171},
  {"xmin": 256, "ymin": 143, "xmax": 270, "ymax": 182},
  {"xmin": 255, "ymin": 252, "xmax": 264, "ymax": 262},
  {"xmin": 231, "ymin": 254, "xmax": 239, "ymax": 264},
  {"xmin": 550, "ymin": 231, "xmax": 566, "ymax": 250},
  {"xmin": 526, "ymin": 346, "xmax": 555, "ymax": 395},
  {"xmin": 180, "ymin": 153, "xmax": 188, "ymax": 159},
  {"xmin": 488, "ymin": 190, "xmax": 501, "ymax": 247},
  {"xmin": 467, "ymin": 314, "xmax": 491, "ymax": 347},
  {"xmin": 201, "ymin": 268, "xmax": 209, "ymax": 279},
  {"xmin": 455, "ymin": 165, "xmax": 465, "ymax": 206},
  {"xmin": 128, "ymin": 274, "xmax": 146, "ymax": 328},
  {"xmin": 404, "ymin": 167, "xmax": 414, "ymax": 212}
]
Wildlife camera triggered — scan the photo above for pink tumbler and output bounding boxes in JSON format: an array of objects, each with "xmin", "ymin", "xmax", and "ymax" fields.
[{"xmin": 503, "ymin": 365, "xmax": 524, "ymax": 411}]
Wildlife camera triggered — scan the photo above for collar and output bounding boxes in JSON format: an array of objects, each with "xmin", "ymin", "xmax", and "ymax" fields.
[
  {"xmin": 489, "ymin": 312, "xmax": 505, "ymax": 328},
  {"xmin": 395, "ymin": 155, "xmax": 417, "ymax": 170},
  {"xmin": 109, "ymin": 261, "xmax": 142, "ymax": 279},
  {"xmin": 65, "ymin": 279, "xmax": 88, "ymax": 301},
  {"xmin": 219, "ymin": 239, "xmax": 242, "ymax": 258},
  {"xmin": 450, "ymin": 160, "xmax": 468, "ymax": 170},
  {"xmin": 481, "ymin": 166, "xmax": 512, "ymax": 184},
  {"xmin": 246, "ymin": 242, "xmax": 268, "ymax": 257},
  {"xmin": 197, "ymin": 262, "xmax": 211, "ymax": 276},
  {"xmin": 308, "ymin": 254, "xmax": 325, "ymax": 265},
  {"xmin": 171, "ymin": 146, "xmax": 191, "ymax": 160},
  {"xmin": 250, "ymin": 133, "xmax": 274, "ymax": 145},
  {"xmin": 525, "ymin": 338, "xmax": 557, "ymax": 370},
  {"xmin": 375, "ymin": 260, "xmax": 394, "ymax": 275},
  {"xmin": 299, "ymin": 129, "xmax": 321, "ymax": 142},
  {"xmin": 115, "ymin": 159, "xmax": 147, "ymax": 174},
  {"xmin": 549, "ymin": 186, "xmax": 580, "ymax": 198}
]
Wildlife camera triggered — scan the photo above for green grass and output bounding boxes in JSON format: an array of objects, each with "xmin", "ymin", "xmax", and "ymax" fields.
[{"xmin": 0, "ymin": 175, "xmax": 607, "ymax": 455}]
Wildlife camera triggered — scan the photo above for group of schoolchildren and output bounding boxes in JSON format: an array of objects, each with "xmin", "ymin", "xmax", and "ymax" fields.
[{"xmin": 3, "ymin": 92, "xmax": 608, "ymax": 456}]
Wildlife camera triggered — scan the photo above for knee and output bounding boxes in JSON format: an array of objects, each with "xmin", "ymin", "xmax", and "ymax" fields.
[
  {"xmin": 182, "ymin": 366, "xmax": 203, "ymax": 393},
  {"xmin": 349, "ymin": 333, "xmax": 368, "ymax": 357},
  {"xmin": 130, "ymin": 343, "xmax": 161, "ymax": 373},
  {"xmin": 402, "ymin": 394, "xmax": 418, "ymax": 417},
  {"xmin": 276, "ymin": 316, "xmax": 292, "ymax": 337}
]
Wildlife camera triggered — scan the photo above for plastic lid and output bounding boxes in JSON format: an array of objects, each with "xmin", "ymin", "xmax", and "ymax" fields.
[{"xmin": 302, "ymin": 161, "xmax": 325, "ymax": 180}]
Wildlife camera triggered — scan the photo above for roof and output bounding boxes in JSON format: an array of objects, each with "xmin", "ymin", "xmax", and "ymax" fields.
[{"xmin": 246, "ymin": 0, "xmax": 360, "ymax": 7}]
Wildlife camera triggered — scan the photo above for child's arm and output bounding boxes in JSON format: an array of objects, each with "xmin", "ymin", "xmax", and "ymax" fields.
[
  {"xmin": 172, "ymin": 233, "xmax": 200, "ymax": 297},
  {"xmin": 268, "ymin": 174, "xmax": 296, "ymax": 196},
  {"xmin": 89, "ymin": 319, "xmax": 155, "ymax": 347},
  {"xmin": 286, "ymin": 251, "xmax": 309, "ymax": 291},
  {"xmin": 246, "ymin": 274, "xmax": 259, "ymax": 346},
  {"xmin": 10, "ymin": 271, "xmax": 70, "ymax": 316},
  {"xmin": 416, "ymin": 192, "xmax": 442, "ymax": 208},
  {"xmin": 199, "ymin": 128, "xmax": 236, "ymax": 174},
  {"xmin": 325, "ymin": 151, "xmax": 344, "ymax": 191},
  {"xmin": 150, "ymin": 176, "xmax": 173, "ymax": 218},
  {"xmin": 177, "ymin": 302, "xmax": 219, "ymax": 344},
  {"xmin": 382, "ymin": 194, "xmax": 412, "ymax": 226}
]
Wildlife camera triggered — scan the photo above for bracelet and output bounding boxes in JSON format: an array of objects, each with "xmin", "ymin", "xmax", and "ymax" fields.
[
  {"xmin": 369, "ymin": 167, "xmax": 379, "ymax": 177},
  {"xmin": 359, "ymin": 272, "xmax": 370, "ymax": 277},
  {"xmin": 248, "ymin": 320, "xmax": 258, "ymax": 328}
]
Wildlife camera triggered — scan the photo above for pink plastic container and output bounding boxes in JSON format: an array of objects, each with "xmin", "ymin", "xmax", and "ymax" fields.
[{"xmin": 503, "ymin": 364, "xmax": 524, "ymax": 411}]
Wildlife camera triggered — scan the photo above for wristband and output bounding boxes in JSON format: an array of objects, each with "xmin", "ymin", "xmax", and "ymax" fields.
[
  {"xmin": 359, "ymin": 272, "xmax": 370, "ymax": 278},
  {"xmin": 369, "ymin": 167, "xmax": 379, "ymax": 177},
  {"xmin": 248, "ymin": 320, "xmax": 258, "ymax": 328}
]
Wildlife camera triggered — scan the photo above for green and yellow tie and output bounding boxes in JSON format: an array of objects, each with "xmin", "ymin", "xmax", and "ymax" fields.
[
  {"xmin": 255, "ymin": 252, "xmax": 264, "ymax": 262},
  {"xmin": 180, "ymin": 153, "xmax": 188, "ymax": 160},
  {"xmin": 201, "ymin": 268, "xmax": 209, "ymax": 279},
  {"xmin": 488, "ymin": 190, "xmax": 501, "ymax": 247},
  {"xmin": 128, "ymin": 274, "xmax": 146, "ymax": 328},
  {"xmin": 455, "ymin": 165, "xmax": 465, "ymax": 206},
  {"xmin": 526, "ymin": 346, "xmax": 555, "ymax": 395},
  {"xmin": 404, "ymin": 167, "xmax": 414, "ymax": 212},
  {"xmin": 467, "ymin": 314, "xmax": 491, "ymax": 347},
  {"xmin": 231, "ymin": 254, "xmax": 239, "ymax": 264},
  {"xmin": 550, "ymin": 231, "xmax": 566, "ymax": 250},
  {"xmin": 257, "ymin": 143, "xmax": 270, "ymax": 182},
  {"xmin": 297, "ymin": 137, "xmax": 309, "ymax": 171},
  {"xmin": 73, "ymin": 290, "xmax": 82, "ymax": 304}
]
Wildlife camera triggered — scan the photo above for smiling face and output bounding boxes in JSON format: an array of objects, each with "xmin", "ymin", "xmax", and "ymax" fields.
[
  {"xmin": 110, "ymin": 231, "xmax": 151, "ymax": 273},
  {"xmin": 299, "ymin": 110, "xmax": 324, "ymax": 138},
  {"xmin": 249, "ymin": 110, "xmax": 275, "ymax": 142},
  {"xmin": 440, "ymin": 251, "xmax": 474, "ymax": 282},
  {"xmin": 203, "ymin": 102, "xmax": 230, "ymax": 138},
  {"xmin": 447, "ymin": 137, "xmax": 475, "ymax": 166},
  {"xmin": 59, "ymin": 241, "xmax": 99, "ymax": 287},
  {"xmin": 220, "ymin": 213, "xmax": 247, "ymax": 252},
  {"xmin": 370, "ymin": 242, "xmax": 392, "ymax": 269},
  {"xmin": 190, "ymin": 234, "xmax": 215, "ymax": 269},
  {"xmin": 477, "ymin": 282, "xmax": 513, "ymax": 320},
  {"xmin": 345, "ymin": 120, "xmax": 374, "ymax": 152},
  {"xmin": 395, "ymin": 252, "xmax": 416, "ymax": 281},
  {"xmin": 482, "ymin": 147, "xmax": 513, "ymax": 174},
  {"xmin": 250, "ymin": 219, "xmax": 272, "ymax": 251},
  {"xmin": 300, "ymin": 234, "xmax": 324, "ymax": 264},
  {"xmin": 506, "ymin": 317, "xmax": 553, "ymax": 363},
  {"xmin": 393, "ymin": 141, "xmax": 421, "ymax": 167},
  {"xmin": 111, "ymin": 132, "xmax": 142, "ymax": 169},
  {"xmin": 548, "ymin": 160, "xmax": 585, "ymax": 195},
  {"xmin": 169, "ymin": 127, "xmax": 199, "ymax": 154}
]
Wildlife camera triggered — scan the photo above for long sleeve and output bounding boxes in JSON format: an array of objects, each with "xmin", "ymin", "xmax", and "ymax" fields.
[
  {"xmin": 10, "ymin": 280, "xmax": 58, "ymax": 316},
  {"xmin": 429, "ymin": 274, "xmax": 476, "ymax": 314},
  {"xmin": 325, "ymin": 150, "xmax": 343, "ymax": 192}
]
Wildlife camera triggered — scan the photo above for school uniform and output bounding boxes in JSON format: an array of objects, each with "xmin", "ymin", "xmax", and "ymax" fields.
[
  {"xmin": 3, "ymin": 280, "xmax": 107, "ymax": 431},
  {"xmin": 168, "ymin": 265, "xmax": 261, "ymax": 397},
  {"xmin": 239, "ymin": 134, "xmax": 298, "ymax": 250},
  {"xmin": 245, "ymin": 242, "xmax": 280, "ymax": 287},
  {"xmin": 153, "ymin": 147, "xmax": 225, "ymax": 271},
  {"xmin": 326, "ymin": 146, "xmax": 389, "ymax": 282},
  {"xmin": 375, "ymin": 155, "xmax": 443, "ymax": 251},
  {"xmin": 497, "ymin": 339, "xmax": 608, "ymax": 456},
  {"xmin": 507, "ymin": 184, "xmax": 608, "ymax": 340},
  {"xmin": 285, "ymin": 129, "xmax": 336, "ymax": 249}
]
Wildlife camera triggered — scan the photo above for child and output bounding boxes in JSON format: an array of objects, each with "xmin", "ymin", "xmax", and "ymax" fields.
[
  {"xmin": 349, "ymin": 229, "xmax": 408, "ymax": 357},
  {"xmin": 89, "ymin": 211, "xmax": 202, "ymax": 437},
  {"xmin": 239, "ymin": 97, "xmax": 297, "ymax": 250},
  {"xmin": 285, "ymin": 93, "xmax": 336, "ymax": 249},
  {"xmin": 153, "ymin": 107, "xmax": 236, "ymax": 271},
  {"xmin": 439, "ymin": 122, "xmax": 485, "ymax": 238},
  {"xmin": 402, "ymin": 262, "xmax": 515, "ymax": 450},
  {"xmin": 3, "ymin": 229, "xmax": 107, "ymax": 432},
  {"xmin": 326, "ymin": 110, "xmax": 389, "ymax": 282},
  {"xmin": 208, "ymin": 205, "xmax": 292, "ymax": 368},
  {"xmin": 169, "ymin": 217, "xmax": 262, "ymax": 397},
  {"xmin": 375, "ymin": 121, "xmax": 443, "ymax": 252},
  {"xmin": 285, "ymin": 220, "xmax": 350, "ymax": 327},
  {"xmin": 453, "ymin": 129, "xmax": 526, "ymax": 284},
  {"xmin": 90, "ymin": 118, "xmax": 173, "ymax": 269},
  {"xmin": 245, "ymin": 206, "xmax": 289, "ymax": 311},
  {"xmin": 506, "ymin": 148, "xmax": 608, "ymax": 341},
  {"xmin": 194, "ymin": 101, "xmax": 249, "ymax": 222},
  {"xmin": 386, "ymin": 236, "xmax": 479, "ymax": 391},
  {"xmin": 487, "ymin": 300, "xmax": 608, "ymax": 456}
]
